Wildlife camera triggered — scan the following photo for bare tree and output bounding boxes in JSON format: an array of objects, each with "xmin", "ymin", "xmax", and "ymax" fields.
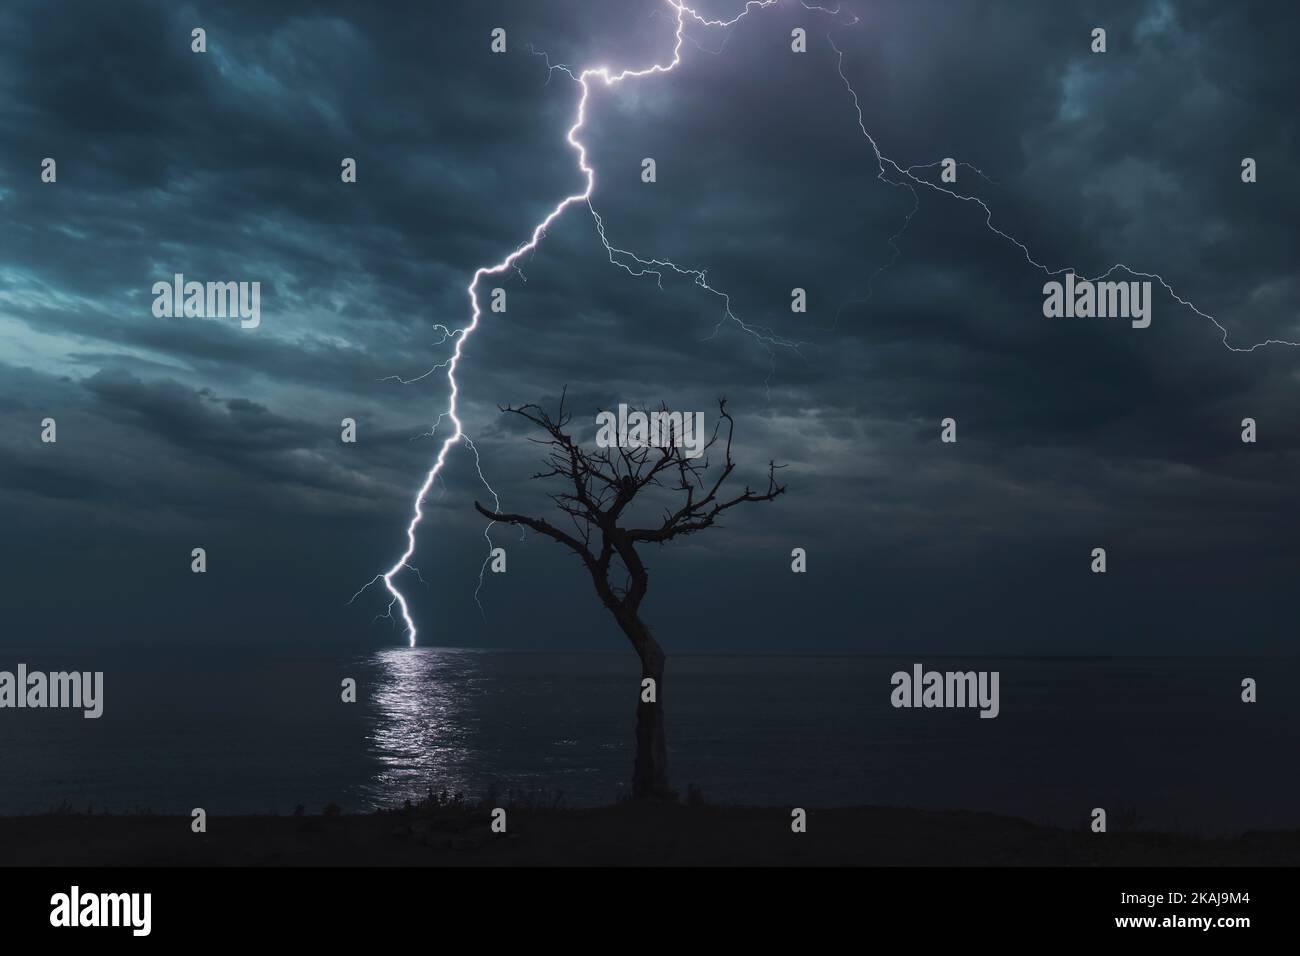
[{"xmin": 475, "ymin": 392, "xmax": 785, "ymax": 799}]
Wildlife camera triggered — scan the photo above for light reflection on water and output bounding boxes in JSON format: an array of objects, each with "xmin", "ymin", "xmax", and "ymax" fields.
[
  {"xmin": 367, "ymin": 648, "xmax": 475, "ymax": 801},
  {"xmin": 355, "ymin": 650, "xmax": 1300, "ymax": 833},
  {"xmin": 358, "ymin": 647, "xmax": 641, "ymax": 809}
]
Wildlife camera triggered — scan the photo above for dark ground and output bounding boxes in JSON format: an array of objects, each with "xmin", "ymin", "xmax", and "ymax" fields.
[{"xmin": 2, "ymin": 804, "xmax": 1297, "ymax": 866}]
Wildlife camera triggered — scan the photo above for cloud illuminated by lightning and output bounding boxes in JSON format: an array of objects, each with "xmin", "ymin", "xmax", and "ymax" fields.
[{"xmin": 362, "ymin": 0, "xmax": 1298, "ymax": 647}]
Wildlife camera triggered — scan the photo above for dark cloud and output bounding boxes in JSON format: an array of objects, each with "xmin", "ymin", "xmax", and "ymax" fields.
[{"xmin": 1, "ymin": 0, "xmax": 1297, "ymax": 653}]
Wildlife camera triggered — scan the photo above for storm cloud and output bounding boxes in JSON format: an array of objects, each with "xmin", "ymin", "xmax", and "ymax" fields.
[{"xmin": 1, "ymin": 0, "xmax": 1297, "ymax": 653}]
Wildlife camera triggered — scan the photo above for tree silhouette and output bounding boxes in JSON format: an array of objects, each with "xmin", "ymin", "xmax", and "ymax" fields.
[{"xmin": 475, "ymin": 392, "xmax": 785, "ymax": 799}]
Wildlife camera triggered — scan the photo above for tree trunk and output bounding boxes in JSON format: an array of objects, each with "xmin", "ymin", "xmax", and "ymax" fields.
[{"xmin": 626, "ymin": 618, "xmax": 670, "ymax": 799}]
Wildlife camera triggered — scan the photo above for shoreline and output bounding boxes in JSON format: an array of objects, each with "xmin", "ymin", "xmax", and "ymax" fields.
[{"xmin": 2, "ymin": 803, "xmax": 1296, "ymax": 866}]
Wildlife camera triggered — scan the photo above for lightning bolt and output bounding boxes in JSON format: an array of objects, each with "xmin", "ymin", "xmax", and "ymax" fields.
[
  {"xmin": 362, "ymin": 0, "xmax": 794, "ymax": 646},
  {"xmin": 364, "ymin": 0, "xmax": 1298, "ymax": 647}
]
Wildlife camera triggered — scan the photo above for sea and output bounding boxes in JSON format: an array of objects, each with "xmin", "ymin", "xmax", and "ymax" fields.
[{"xmin": 0, "ymin": 648, "xmax": 1295, "ymax": 835}]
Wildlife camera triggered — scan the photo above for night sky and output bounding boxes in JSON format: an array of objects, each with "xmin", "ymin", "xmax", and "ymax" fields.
[{"xmin": 2, "ymin": 0, "xmax": 1297, "ymax": 655}]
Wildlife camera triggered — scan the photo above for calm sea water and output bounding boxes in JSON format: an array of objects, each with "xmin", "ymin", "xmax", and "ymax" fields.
[{"xmin": 0, "ymin": 648, "xmax": 1294, "ymax": 835}]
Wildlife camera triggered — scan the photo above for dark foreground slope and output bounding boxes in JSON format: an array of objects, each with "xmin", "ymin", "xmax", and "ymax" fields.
[{"xmin": 2, "ymin": 804, "xmax": 1297, "ymax": 866}]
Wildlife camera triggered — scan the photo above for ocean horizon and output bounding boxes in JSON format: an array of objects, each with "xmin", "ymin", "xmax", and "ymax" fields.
[{"xmin": 0, "ymin": 647, "xmax": 1294, "ymax": 836}]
